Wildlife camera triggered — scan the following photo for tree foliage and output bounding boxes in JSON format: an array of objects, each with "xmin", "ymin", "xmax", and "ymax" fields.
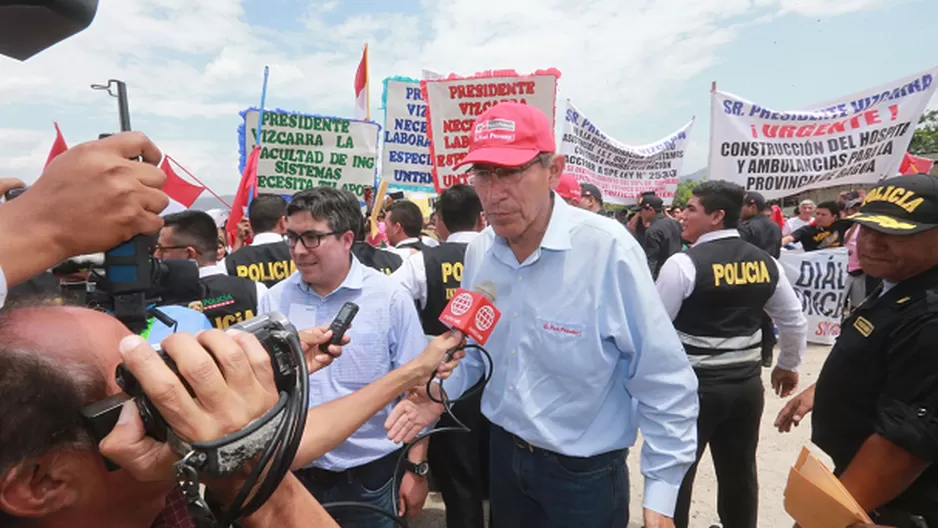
[
  {"xmin": 909, "ymin": 109, "xmax": 938, "ymax": 155},
  {"xmin": 673, "ymin": 180, "xmax": 700, "ymax": 208}
]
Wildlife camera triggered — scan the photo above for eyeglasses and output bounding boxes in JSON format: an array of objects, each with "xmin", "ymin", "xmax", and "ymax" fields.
[
  {"xmin": 466, "ymin": 155, "xmax": 544, "ymax": 187},
  {"xmin": 153, "ymin": 245, "xmax": 197, "ymax": 255},
  {"xmin": 286, "ymin": 230, "xmax": 339, "ymax": 249}
]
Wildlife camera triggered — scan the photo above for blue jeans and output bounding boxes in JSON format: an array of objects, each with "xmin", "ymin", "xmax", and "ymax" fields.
[
  {"xmin": 489, "ymin": 424, "xmax": 629, "ymax": 527},
  {"xmin": 295, "ymin": 452, "xmax": 401, "ymax": 528}
]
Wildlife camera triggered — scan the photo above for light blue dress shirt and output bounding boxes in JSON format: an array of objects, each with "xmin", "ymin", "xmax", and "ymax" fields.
[
  {"xmin": 145, "ymin": 305, "xmax": 213, "ymax": 345},
  {"xmin": 259, "ymin": 255, "xmax": 428, "ymax": 471},
  {"xmin": 443, "ymin": 195, "xmax": 700, "ymax": 516}
]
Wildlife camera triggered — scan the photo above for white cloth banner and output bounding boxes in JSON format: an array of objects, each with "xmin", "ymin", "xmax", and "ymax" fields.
[
  {"xmin": 240, "ymin": 109, "xmax": 380, "ymax": 201},
  {"xmin": 381, "ymin": 78, "xmax": 434, "ymax": 190},
  {"xmin": 422, "ymin": 69, "xmax": 561, "ymax": 193},
  {"xmin": 779, "ymin": 248, "xmax": 849, "ymax": 345},
  {"xmin": 561, "ymin": 99, "xmax": 693, "ymax": 205},
  {"xmin": 709, "ymin": 67, "xmax": 938, "ymax": 200}
]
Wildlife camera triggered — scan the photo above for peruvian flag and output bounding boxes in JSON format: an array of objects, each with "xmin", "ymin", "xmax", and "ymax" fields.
[
  {"xmin": 226, "ymin": 145, "xmax": 260, "ymax": 247},
  {"xmin": 45, "ymin": 122, "xmax": 68, "ymax": 168},
  {"xmin": 159, "ymin": 158, "xmax": 204, "ymax": 214},
  {"xmin": 354, "ymin": 43, "xmax": 369, "ymax": 120},
  {"xmin": 899, "ymin": 153, "xmax": 934, "ymax": 175}
]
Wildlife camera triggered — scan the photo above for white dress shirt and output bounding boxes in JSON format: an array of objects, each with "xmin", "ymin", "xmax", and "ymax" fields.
[
  {"xmin": 389, "ymin": 237, "xmax": 422, "ymax": 260},
  {"xmin": 251, "ymin": 232, "xmax": 285, "ymax": 247},
  {"xmin": 199, "ymin": 262, "xmax": 268, "ymax": 301},
  {"xmin": 391, "ymin": 231, "xmax": 479, "ymax": 310},
  {"xmin": 655, "ymin": 229, "xmax": 808, "ymax": 371}
]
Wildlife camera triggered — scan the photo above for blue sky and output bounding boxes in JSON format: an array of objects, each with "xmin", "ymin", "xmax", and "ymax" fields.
[{"xmin": 1, "ymin": 0, "xmax": 934, "ymax": 201}]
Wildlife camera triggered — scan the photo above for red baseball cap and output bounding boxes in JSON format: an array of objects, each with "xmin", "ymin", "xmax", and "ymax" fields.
[
  {"xmin": 454, "ymin": 102, "xmax": 556, "ymax": 169},
  {"xmin": 555, "ymin": 173, "xmax": 582, "ymax": 201}
]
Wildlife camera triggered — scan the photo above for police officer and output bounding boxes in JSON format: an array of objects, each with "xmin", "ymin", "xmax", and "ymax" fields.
[
  {"xmin": 352, "ymin": 211, "xmax": 403, "ymax": 275},
  {"xmin": 638, "ymin": 193, "xmax": 683, "ymax": 279},
  {"xmin": 656, "ymin": 180, "xmax": 807, "ymax": 528},
  {"xmin": 385, "ymin": 200, "xmax": 429, "ymax": 258},
  {"xmin": 225, "ymin": 194, "xmax": 295, "ymax": 287},
  {"xmin": 390, "ymin": 184, "xmax": 487, "ymax": 528},
  {"xmin": 738, "ymin": 191, "xmax": 784, "ymax": 368},
  {"xmin": 777, "ymin": 174, "xmax": 938, "ymax": 528},
  {"xmin": 159, "ymin": 211, "xmax": 266, "ymax": 329}
]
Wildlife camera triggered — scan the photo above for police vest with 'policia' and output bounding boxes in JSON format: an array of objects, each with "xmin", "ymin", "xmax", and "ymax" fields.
[
  {"xmin": 235, "ymin": 260, "xmax": 297, "ymax": 283},
  {"xmin": 712, "ymin": 261, "xmax": 772, "ymax": 287}
]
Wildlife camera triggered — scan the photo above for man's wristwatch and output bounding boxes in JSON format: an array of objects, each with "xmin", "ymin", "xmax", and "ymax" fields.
[{"xmin": 404, "ymin": 460, "xmax": 430, "ymax": 477}]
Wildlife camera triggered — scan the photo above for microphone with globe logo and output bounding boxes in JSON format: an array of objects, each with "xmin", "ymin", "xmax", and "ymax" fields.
[{"xmin": 438, "ymin": 280, "xmax": 501, "ymax": 344}]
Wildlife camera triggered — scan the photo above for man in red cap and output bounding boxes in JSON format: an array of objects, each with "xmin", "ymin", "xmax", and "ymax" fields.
[
  {"xmin": 554, "ymin": 172, "xmax": 582, "ymax": 206},
  {"xmin": 386, "ymin": 102, "xmax": 698, "ymax": 528}
]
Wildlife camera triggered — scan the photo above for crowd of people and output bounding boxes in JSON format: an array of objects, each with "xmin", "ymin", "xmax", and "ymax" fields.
[{"xmin": 1, "ymin": 101, "xmax": 936, "ymax": 528}]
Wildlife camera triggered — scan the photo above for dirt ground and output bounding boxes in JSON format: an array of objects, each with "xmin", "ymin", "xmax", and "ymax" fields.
[{"xmin": 411, "ymin": 343, "xmax": 832, "ymax": 528}]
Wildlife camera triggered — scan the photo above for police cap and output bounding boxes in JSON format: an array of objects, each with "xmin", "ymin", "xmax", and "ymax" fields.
[{"xmin": 849, "ymin": 174, "xmax": 938, "ymax": 235}]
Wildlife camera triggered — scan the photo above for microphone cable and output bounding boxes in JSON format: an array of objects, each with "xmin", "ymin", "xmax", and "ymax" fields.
[{"xmin": 321, "ymin": 342, "xmax": 493, "ymax": 528}]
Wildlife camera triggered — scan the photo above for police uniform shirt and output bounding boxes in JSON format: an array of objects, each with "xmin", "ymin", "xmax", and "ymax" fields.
[
  {"xmin": 351, "ymin": 242, "xmax": 403, "ymax": 275},
  {"xmin": 389, "ymin": 237, "xmax": 429, "ymax": 260},
  {"xmin": 791, "ymin": 219, "xmax": 850, "ymax": 252},
  {"xmin": 642, "ymin": 213, "xmax": 683, "ymax": 279},
  {"xmin": 391, "ymin": 231, "xmax": 479, "ymax": 311},
  {"xmin": 225, "ymin": 232, "xmax": 295, "ymax": 287},
  {"xmin": 738, "ymin": 214, "xmax": 782, "ymax": 259},
  {"xmin": 656, "ymin": 229, "xmax": 807, "ymax": 372},
  {"xmin": 812, "ymin": 267, "xmax": 938, "ymax": 514},
  {"xmin": 198, "ymin": 264, "xmax": 268, "ymax": 329}
]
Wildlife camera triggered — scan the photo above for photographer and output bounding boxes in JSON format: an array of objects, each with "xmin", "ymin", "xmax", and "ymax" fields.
[{"xmin": 0, "ymin": 302, "xmax": 341, "ymax": 527}]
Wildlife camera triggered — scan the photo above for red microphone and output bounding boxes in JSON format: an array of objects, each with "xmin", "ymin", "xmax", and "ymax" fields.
[{"xmin": 438, "ymin": 281, "xmax": 501, "ymax": 344}]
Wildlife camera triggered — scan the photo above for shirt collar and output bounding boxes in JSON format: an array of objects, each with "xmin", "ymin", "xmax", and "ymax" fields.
[
  {"xmin": 395, "ymin": 237, "xmax": 421, "ymax": 247},
  {"xmin": 251, "ymin": 232, "xmax": 284, "ymax": 246},
  {"xmin": 295, "ymin": 254, "xmax": 365, "ymax": 298},
  {"xmin": 538, "ymin": 193, "xmax": 574, "ymax": 251},
  {"xmin": 446, "ymin": 231, "xmax": 479, "ymax": 244},
  {"xmin": 198, "ymin": 263, "xmax": 226, "ymax": 278},
  {"xmin": 691, "ymin": 229, "xmax": 739, "ymax": 248}
]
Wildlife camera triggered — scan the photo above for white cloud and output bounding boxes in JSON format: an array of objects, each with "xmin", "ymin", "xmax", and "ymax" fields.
[{"xmin": 0, "ymin": 0, "xmax": 897, "ymax": 193}]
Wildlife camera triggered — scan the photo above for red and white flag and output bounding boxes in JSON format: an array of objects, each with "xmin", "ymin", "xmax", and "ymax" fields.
[
  {"xmin": 354, "ymin": 43, "xmax": 369, "ymax": 120},
  {"xmin": 159, "ymin": 158, "xmax": 205, "ymax": 214},
  {"xmin": 899, "ymin": 152, "xmax": 934, "ymax": 175},
  {"xmin": 226, "ymin": 145, "xmax": 261, "ymax": 247},
  {"xmin": 45, "ymin": 122, "xmax": 68, "ymax": 168}
]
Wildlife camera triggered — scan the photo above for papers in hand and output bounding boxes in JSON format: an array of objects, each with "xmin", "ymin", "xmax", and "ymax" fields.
[{"xmin": 784, "ymin": 446, "xmax": 873, "ymax": 528}]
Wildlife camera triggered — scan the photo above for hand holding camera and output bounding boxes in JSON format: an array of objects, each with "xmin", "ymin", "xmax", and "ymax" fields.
[{"xmin": 98, "ymin": 328, "xmax": 281, "ymax": 484}]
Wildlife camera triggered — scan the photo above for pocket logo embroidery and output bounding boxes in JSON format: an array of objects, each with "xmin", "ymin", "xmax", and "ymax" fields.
[{"xmin": 542, "ymin": 321, "xmax": 583, "ymax": 337}]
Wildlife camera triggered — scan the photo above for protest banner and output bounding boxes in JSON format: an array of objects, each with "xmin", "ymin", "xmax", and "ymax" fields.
[
  {"xmin": 239, "ymin": 108, "xmax": 380, "ymax": 201},
  {"xmin": 709, "ymin": 66, "xmax": 938, "ymax": 200},
  {"xmin": 422, "ymin": 69, "xmax": 562, "ymax": 193},
  {"xmin": 380, "ymin": 77, "xmax": 434, "ymax": 191},
  {"xmin": 561, "ymin": 99, "xmax": 693, "ymax": 205},
  {"xmin": 779, "ymin": 248, "xmax": 848, "ymax": 345}
]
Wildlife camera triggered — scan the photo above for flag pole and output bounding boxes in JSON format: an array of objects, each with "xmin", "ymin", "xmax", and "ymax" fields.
[
  {"xmin": 165, "ymin": 155, "xmax": 232, "ymax": 208},
  {"xmin": 249, "ymin": 65, "xmax": 270, "ymax": 209}
]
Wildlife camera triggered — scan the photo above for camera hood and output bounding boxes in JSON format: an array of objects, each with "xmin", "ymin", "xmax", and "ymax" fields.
[{"xmin": 0, "ymin": 0, "xmax": 99, "ymax": 61}]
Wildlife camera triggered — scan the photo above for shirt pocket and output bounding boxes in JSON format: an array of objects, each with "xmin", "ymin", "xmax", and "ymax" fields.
[
  {"xmin": 331, "ymin": 329, "xmax": 389, "ymax": 387},
  {"xmin": 532, "ymin": 317, "xmax": 599, "ymax": 383}
]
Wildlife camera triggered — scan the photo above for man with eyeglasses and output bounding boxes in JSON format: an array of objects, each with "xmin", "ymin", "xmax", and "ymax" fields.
[
  {"xmin": 258, "ymin": 187, "xmax": 433, "ymax": 528},
  {"xmin": 157, "ymin": 211, "xmax": 267, "ymax": 329},
  {"xmin": 385, "ymin": 102, "xmax": 699, "ymax": 528}
]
